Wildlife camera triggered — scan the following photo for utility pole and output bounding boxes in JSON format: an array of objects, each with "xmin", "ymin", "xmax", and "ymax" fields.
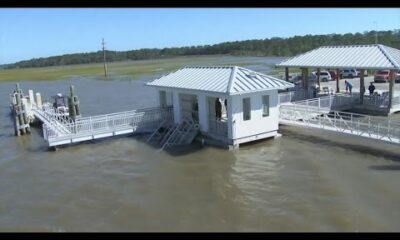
[
  {"xmin": 373, "ymin": 21, "xmax": 378, "ymax": 44},
  {"xmin": 102, "ymin": 38, "xmax": 108, "ymax": 77}
]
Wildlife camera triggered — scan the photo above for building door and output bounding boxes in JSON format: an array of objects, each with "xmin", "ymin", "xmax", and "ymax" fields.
[{"xmin": 179, "ymin": 93, "xmax": 198, "ymax": 122}]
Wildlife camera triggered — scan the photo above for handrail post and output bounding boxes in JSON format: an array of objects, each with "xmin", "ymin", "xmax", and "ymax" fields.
[
  {"xmin": 318, "ymin": 98, "xmax": 321, "ymax": 110},
  {"xmin": 368, "ymin": 116, "xmax": 371, "ymax": 136}
]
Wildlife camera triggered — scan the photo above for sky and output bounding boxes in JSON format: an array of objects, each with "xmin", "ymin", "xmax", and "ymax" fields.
[{"xmin": 1, "ymin": 8, "xmax": 400, "ymax": 64}]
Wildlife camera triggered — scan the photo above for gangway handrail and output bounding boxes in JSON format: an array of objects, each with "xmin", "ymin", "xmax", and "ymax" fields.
[
  {"xmin": 42, "ymin": 106, "xmax": 173, "ymax": 143},
  {"xmin": 279, "ymin": 104, "xmax": 400, "ymax": 144}
]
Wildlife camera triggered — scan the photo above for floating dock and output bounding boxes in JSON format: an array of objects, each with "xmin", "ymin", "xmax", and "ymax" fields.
[{"xmin": 9, "ymin": 84, "xmax": 400, "ymax": 150}]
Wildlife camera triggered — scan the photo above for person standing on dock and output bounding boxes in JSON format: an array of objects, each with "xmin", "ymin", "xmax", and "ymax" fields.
[
  {"xmin": 368, "ymin": 82, "xmax": 376, "ymax": 95},
  {"xmin": 348, "ymin": 81, "xmax": 353, "ymax": 94},
  {"xmin": 345, "ymin": 80, "xmax": 353, "ymax": 94}
]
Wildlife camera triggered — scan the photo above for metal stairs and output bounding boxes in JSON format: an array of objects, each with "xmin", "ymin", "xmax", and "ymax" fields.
[
  {"xmin": 31, "ymin": 108, "xmax": 72, "ymax": 135},
  {"xmin": 146, "ymin": 117, "xmax": 200, "ymax": 151}
]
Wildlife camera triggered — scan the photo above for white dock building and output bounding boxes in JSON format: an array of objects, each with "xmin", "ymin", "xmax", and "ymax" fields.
[{"xmin": 146, "ymin": 66, "xmax": 294, "ymax": 148}]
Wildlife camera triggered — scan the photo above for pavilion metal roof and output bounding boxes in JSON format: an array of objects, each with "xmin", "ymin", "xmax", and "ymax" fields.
[
  {"xmin": 276, "ymin": 44, "xmax": 400, "ymax": 70},
  {"xmin": 146, "ymin": 66, "xmax": 294, "ymax": 95}
]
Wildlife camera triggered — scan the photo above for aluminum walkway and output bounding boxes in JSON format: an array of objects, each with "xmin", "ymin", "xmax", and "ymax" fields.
[
  {"xmin": 41, "ymin": 107, "xmax": 173, "ymax": 147},
  {"xmin": 31, "ymin": 107, "xmax": 72, "ymax": 135},
  {"xmin": 279, "ymin": 96, "xmax": 400, "ymax": 144}
]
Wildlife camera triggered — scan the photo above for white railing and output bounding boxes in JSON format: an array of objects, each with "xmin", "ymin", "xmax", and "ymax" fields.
[
  {"xmin": 43, "ymin": 107, "xmax": 173, "ymax": 141},
  {"xmin": 291, "ymin": 96, "xmax": 332, "ymax": 109},
  {"xmin": 363, "ymin": 95, "xmax": 388, "ymax": 107},
  {"xmin": 279, "ymin": 90, "xmax": 400, "ymax": 111},
  {"xmin": 278, "ymin": 91, "xmax": 294, "ymax": 104},
  {"xmin": 278, "ymin": 89, "xmax": 316, "ymax": 104},
  {"xmin": 160, "ymin": 117, "xmax": 197, "ymax": 151},
  {"xmin": 32, "ymin": 108, "xmax": 72, "ymax": 135},
  {"xmin": 282, "ymin": 93, "xmax": 359, "ymax": 111},
  {"xmin": 350, "ymin": 92, "xmax": 389, "ymax": 108},
  {"xmin": 280, "ymin": 105, "xmax": 400, "ymax": 144}
]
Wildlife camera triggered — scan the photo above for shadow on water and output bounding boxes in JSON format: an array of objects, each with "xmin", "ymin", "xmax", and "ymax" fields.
[
  {"xmin": 369, "ymin": 165, "xmax": 400, "ymax": 171},
  {"xmin": 164, "ymin": 141, "xmax": 207, "ymax": 156},
  {"xmin": 237, "ymin": 137, "xmax": 276, "ymax": 148},
  {"xmin": 134, "ymin": 133, "xmax": 208, "ymax": 157},
  {"xmin": 280, "ymin": 128, "xmax": 400, "ymax": 163}
]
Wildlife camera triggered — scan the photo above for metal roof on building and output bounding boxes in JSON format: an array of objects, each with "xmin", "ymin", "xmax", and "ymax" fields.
[
  {"xmin": 146, "ymin": 66, "xmax": 294, "ymax": 95},
  {"xmin": 276, "ymin": 44, "xmax": 400, "ymax": 70}
]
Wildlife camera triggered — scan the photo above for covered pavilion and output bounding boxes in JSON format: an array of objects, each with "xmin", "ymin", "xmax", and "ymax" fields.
[{"xmin": 276, "ymin": 44, "xmax": 400, "ymax": 110}]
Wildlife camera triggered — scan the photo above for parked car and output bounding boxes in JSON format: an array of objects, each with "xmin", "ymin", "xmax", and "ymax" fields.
[
  {"xmin": 290, "ymin": 74, "xmax": 317, "ymax": 85},
  {"xmin": 374, "ymin": 70, "xmax": 400, "ymax": 83},
  {"xmin": 374, "ymin": 70, "xmax": 391, "ymax": 83},
  {"xmin": 328, "ymin": 70, "xmax": 337, "ymax": 80},
  {"xmin": 340, "ymin": 69, "xmax": 359, "ymax": 78},
  {"xmin": 357, "ymin": 69, "xmax": 368, "ymax": 77},
  {"xmin": 312, "ymin": 71, "xmax": 332, "ymax": 82}
]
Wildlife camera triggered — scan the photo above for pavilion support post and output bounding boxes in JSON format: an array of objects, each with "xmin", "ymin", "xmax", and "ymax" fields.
[
  {"xmin": 336, "ymin": 69, "xmax": 340, "ymax": 93},
  {"xmin": 301, "ymin": 68, "xmax": 309, "ymax": 98},
  {"xmin": 285, "ymin": 67, "xmax": 289, "ymax": 82},
  {"xmin": 388, "ymin": 70, "xmax": 395, "ymax": 110},
  {"xmin": 317, "ymin": 68, "xmax": 321, "ymax": 93},
  {"xmin": 301, "ymin": 68, "xmax": 306, "ymax": 88},
  {"xmin": 360, "ymin": 69, "xmax": 365, "ymax": 104}
]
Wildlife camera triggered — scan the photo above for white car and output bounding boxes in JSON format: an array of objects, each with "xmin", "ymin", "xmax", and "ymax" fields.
[
  {"xmin": 312, "ymin": 71, "xmax": 332, "ymax": 82},
  {"xmin": 340, "ymin": 69, "xmax": 358, "ymax": 78}
]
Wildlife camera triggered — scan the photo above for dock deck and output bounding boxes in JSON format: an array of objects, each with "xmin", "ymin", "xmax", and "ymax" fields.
[{"xmin": 41, "ymin": 107, "xmax": 173, "ymax": 147}]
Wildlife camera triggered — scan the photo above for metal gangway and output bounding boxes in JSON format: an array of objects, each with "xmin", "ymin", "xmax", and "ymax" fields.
[
  {"xmin": 31, "ymin": 106, "xmax": 73, "ymax": 135},
  {"xmin": 279, "ymin": 90, "xmax": 400, "ymax": 113},
  {"xmin": 42, "ymin": 107, "xmax": 173, "ymax": 147},
  {"xmin": 146, "ymin": 117, "xmax": 200, "ymax": 151},
  {"xmin": 279, "ymin": 98, "xmax": 400, "ymax": 144}
]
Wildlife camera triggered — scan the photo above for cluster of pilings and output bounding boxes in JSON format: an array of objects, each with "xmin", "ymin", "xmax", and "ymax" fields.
[{"xmin": 11, "ymin": 83, "xmax": 31, "ymax": 136}]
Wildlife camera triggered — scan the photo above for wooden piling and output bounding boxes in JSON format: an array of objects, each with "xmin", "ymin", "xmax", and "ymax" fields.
[
  {"xmin": 13, "ymin": 83, "xmax": 31, "ymax": 136},
  {"xmin": 68, "ymin": 85, "xmax": 81, "ymax": 119}
]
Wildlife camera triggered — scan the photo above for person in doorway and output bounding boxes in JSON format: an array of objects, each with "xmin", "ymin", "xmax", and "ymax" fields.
[
  {"xmin": 224, "ymin": 99, "xmax": 228, "ymax": 116},
  {"xmin": 215, "ymin": 98, "xmax": 222, "ymax": 120},
  {"xmin": 368, "ymin": 82, "xmax": 376, "ymax": 96},
  {"xmin": 192, "ymin": 102, "xmax": 198, "ymax": 121}
]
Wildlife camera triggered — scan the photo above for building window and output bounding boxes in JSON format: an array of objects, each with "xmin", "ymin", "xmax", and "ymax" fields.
[
  {"xmin": 242, "ymin": 97, "xmax": 251, "ymax": 121},
  {"xmin": 159, "ymin": 90, "xmax": 167, "ymax": 107},
  {"xmin": 262, "ymin": 95, "xmax": 269, "ymax": 117}
]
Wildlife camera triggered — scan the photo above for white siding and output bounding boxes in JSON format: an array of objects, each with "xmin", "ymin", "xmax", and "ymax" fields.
[
  {"xmin": 197, "ymin": 94, "xmax": 208, "ymax": 132},
  {"xmin": 153, "ymin": 86, "xmax": 280, "ymax": 145},
  {"xmin": 230, "ymin": 90, "xmax": 279, "ymax": 140},
  {"xmin": 172, "ymin": 91, "xmax": 181, "ymax": 124}
]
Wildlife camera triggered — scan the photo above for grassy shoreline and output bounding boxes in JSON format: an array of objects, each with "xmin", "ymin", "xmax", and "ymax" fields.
[{"xmin": 0, "ymin": 55, "xmax": 279, "ymax": 82}]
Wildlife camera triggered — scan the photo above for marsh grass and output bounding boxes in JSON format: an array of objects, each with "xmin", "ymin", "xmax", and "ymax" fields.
[{"xmin": 0, "ymin": 55, "xmax": 267, "ymax": 82}]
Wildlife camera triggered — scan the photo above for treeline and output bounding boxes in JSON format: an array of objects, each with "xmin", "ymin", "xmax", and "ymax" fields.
[{"xmin": 4, "ymin": 30, "xmax": 400, "ymax": 69}]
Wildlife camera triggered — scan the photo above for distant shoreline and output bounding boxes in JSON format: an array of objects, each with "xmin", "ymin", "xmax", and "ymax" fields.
[{"xmin": 0, "ymin": 55, "xmax": 283, "ymax": 82}]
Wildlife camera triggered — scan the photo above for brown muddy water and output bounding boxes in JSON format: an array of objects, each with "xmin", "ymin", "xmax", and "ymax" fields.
[{"xmin": 1, "ymin": 62, "xmax": 400, "ymax": 232}]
